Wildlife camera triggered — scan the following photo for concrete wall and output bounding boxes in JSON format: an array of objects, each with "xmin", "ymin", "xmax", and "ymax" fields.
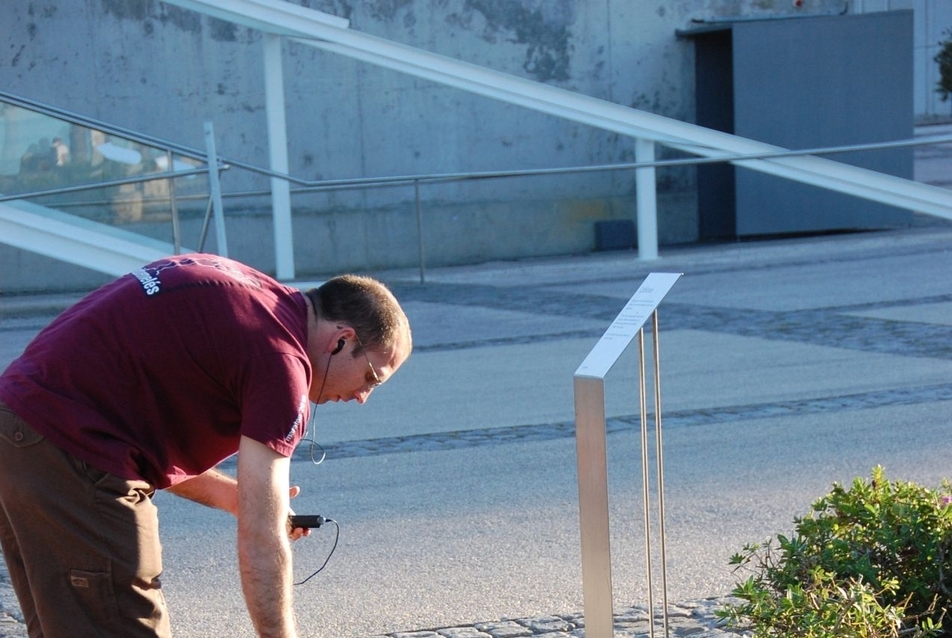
[{"xmin": 0, "ymin": 0, "xmax": 894, "ymax": 292}]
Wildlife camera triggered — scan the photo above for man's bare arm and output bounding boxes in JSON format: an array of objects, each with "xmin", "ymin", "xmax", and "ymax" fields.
[
  {"xmin": 166, "ymin": 468, "xmax": 239, "ymax": 515},
  {"xmin": 236, "ymin": 435, "xmax": 298, "ymax": 638}
]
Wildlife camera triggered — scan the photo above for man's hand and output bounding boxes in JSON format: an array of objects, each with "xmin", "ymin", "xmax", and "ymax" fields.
[
  {"xmin": 236, "ymin": 436, "xmax": 298, "ymax": 638},
  {"xmin": 287, "ymin": 485, "xmax": 310, "ymax": 541}
]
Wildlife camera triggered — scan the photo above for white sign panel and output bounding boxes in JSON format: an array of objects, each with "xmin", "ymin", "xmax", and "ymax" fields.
[{"xmin": 574, "ymin": 272, "xmax": 682, "ymax": 379}]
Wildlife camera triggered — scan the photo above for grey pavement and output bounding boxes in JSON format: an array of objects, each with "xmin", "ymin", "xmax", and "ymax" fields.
[
  {"xmin": 2, "ymin": 130, "xmax": 952, "ymax": 637},
  {"xmin": 6, "ymin": 224, "xmax": 952, "ymax": 636}
]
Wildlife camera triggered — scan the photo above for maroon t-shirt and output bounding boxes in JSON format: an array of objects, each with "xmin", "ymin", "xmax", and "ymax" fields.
[{"xmin": 0, "ymin": 254, "xmax": 312, "ymax": 488}]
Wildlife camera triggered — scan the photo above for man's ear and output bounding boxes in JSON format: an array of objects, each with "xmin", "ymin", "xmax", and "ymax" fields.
[{"xmin": 329, "ymin": 325, "xmax": 356, "ymax": 354}]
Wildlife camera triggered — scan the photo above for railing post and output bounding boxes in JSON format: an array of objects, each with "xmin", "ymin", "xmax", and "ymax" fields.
[
  {"xmin": 635, "ymin": 138, "xmax": 659, "ymax": 260},
  {"xmin": 166, "ymin": 149, "xmax": 182, "ymax": 255},
  {"xmin": 574, "ymin": 374, "xmax": 613, "ymax": 638},
  {"xmin": 203, "ymin": 121, "xmax": 228, "ymax": 257},
  {"xmin": 264, "ymin": 33, "xmax": 295, "ymax": 280},
  {"xmin": 651, "ymin": 310, "xmax": 670, "ymax": 636},
  {"xmin": 415, "ymin": 179, "xmax": 426, "ymax": 285}
]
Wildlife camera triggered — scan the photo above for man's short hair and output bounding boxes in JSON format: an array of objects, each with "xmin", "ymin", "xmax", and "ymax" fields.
[{"xmin": 305, "ymin": 275, "xmax": 410, "ymax": 354}]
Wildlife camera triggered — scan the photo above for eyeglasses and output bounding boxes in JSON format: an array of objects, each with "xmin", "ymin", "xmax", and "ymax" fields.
[{"xmin": 353, "ymin": 333, "xmax": 381, "ymax": 389}]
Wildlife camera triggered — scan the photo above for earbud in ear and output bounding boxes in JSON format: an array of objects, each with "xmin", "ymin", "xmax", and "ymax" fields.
[{"xmin": 331, "ymin": 339, "xmax": 345, "ymax": 356}]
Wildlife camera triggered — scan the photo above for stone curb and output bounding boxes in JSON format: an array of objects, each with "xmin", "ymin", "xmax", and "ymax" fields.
[{"xmin": 358, "ymin": 598, "xmax": 746, "ymax": 638}]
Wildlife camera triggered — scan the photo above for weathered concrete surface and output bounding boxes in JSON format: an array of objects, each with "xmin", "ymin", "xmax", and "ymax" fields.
[{"xmin": 0, "ymin": 0, "xmax": 863, "ymax": 289}]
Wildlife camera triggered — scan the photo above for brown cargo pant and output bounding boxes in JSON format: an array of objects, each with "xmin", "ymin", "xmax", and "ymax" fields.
[{"xmin": 0, "ymin": 402, "xmax": 170, "ymax": 638}]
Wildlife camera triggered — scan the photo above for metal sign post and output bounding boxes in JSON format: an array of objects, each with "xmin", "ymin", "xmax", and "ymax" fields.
[{"xmin": 574, "ymin": 272, "xmax": 681, "ymax": 638}]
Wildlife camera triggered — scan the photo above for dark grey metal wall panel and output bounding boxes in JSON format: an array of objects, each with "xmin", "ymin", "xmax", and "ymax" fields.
[
  {"xmin": 732, "ymin": 10, "xmax": 914, "ymax": 236},
  {"xmin": 694, "ymin": 28, "xmax": 737, "ymax": 239}
]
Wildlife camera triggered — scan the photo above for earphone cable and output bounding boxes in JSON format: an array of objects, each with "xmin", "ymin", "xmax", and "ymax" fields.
[
  {"xmin": 293, "ymin": 518, "xmax": 340, "ymax": 586},
  {"xmin": 301, "ymin": 342, "xmax": 333, "ymax": 466}
]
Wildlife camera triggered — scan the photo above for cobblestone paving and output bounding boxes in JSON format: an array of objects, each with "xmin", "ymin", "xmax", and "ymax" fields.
[
  {"xmin": 359, "ymin": 598, "xmax": 744, "ymax": 638},
  {"xmin": 388, "ymin": 277, "xmax": 952, "ymax": 360},
  {"xmin": 274, "ymin": 381, "xmax": 952, "ymax": 464},
  {"xmin": 0, "ymin": 586, "xmax": 744, "ymax": 638},
  {"xmin": 0, "ymin": 562, "xmax": 23, "ymax": 638}
]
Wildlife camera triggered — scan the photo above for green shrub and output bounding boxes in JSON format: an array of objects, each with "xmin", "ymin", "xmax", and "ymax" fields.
[{"xmin": 716, "ymin": 467, "xmax": 952, "ymax": 637}]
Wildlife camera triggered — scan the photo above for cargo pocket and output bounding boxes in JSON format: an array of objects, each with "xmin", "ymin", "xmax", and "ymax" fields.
[
  {"xmin": 68, "ymin": 568, "xmax": 122, "ymax": 629},
  {"xmin": 0, "ymin": 407, "xmax": 43, "ymax": 448}
]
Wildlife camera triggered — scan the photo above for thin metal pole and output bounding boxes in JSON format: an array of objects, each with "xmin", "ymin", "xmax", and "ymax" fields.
[
  {"xmin": 635, "ymin": 138, "xmax": 658, "ymax": 260},
  {"xmin": 415, "ymin": 179, "xmax": 426, "ymax": 285},
  {"xmin": 652, "ymin": 311, "xmax": 670, "ymax": 638},
  {"xmin": 638, "ymin": 328, "xmax": 655, "ymax": 638},
  {"xmin": 203, "ymin": 121, "xmax": 228, "ymax": 257},
  {"xmin": 167, "ymin": 149, "xmax": 182, "ymax": 255},
  {"xmin": 197, "ymin": 197, "xmax": 214, "ymax": 253}
]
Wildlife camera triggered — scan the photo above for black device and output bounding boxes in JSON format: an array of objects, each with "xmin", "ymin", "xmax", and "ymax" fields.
[
  {"xmin": 331, "ymin": 339, "xmax": 344, "ymax": 355},
  {"xmin": 289, "ymin": 514, "xmax": 326, "ymax": 529}
]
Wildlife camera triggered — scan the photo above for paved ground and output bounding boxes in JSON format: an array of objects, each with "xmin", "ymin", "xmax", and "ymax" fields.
[
  {"xmin": 5, "ymin": 224, "xmax": 952, "ymax": 636},
  {"xmin": 1, "ymin": 130, "xmax": 952, "ymax": 637}
]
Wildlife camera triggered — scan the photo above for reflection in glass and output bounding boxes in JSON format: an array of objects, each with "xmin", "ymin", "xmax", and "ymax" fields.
[{"xmin": 0, "ymin": 100, "xmax": 206, "ymax": 227}]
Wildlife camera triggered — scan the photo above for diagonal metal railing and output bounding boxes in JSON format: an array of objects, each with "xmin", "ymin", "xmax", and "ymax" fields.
[
  {"xmin": 158, "ymin": 0, "xmax": 952, "ymax": 281},
  {"xmin": 4, "ymin": 86, "xmax": 952, "ymax": 286}
]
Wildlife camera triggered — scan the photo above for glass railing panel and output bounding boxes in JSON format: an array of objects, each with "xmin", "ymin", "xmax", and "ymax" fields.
[{"xmin": 0, "ymin": 100, "xmax": 209, "ymax": 246}]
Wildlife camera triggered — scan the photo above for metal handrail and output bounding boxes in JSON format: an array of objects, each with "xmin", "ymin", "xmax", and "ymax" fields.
[
  {"xmin": 0, "ymin": 166, "xmax": 218, "ymax": 204},
  {"xmin": 210, "ymin": 131, "xmax": 952, "ymax": 199},
  {"xmin": 1, "ymin": 89, "xmax": 322, "ymax": 187},
  {"xmin": 0, "ymin": 89, "xmax": 208, "ymax": 163},
  {"xmin": 4, "ymin": 87, "xmax": 952, "ymax": 284},
  {"xmin": 7, "ymin": 88, "xmax": 950, "ymax": 194},
  {"xmin": 7, "ymin": 127, "xmax": 948, "ymax": 207}
]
